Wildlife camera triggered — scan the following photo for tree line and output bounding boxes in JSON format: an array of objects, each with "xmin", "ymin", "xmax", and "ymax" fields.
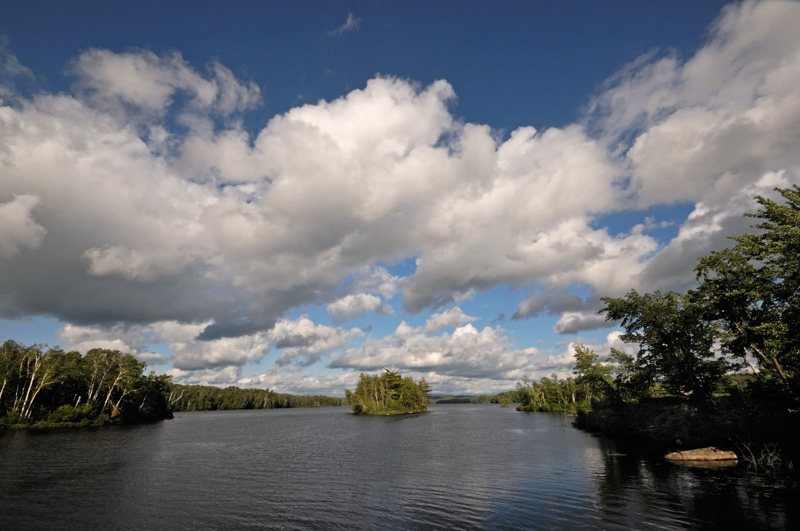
[
  {"xmin": 0, "ymin": 342, "xmax": 344, "ymax": 428},
  {"xmin": 169, "ymin": 384, "xmax": 343, "ymax": 411},
  {"xmin": 432, "ymin": 390, "xmax": 518, "ymax": 405}
]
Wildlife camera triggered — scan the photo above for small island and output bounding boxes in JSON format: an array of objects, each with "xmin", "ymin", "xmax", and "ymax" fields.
[{"xmin": 345, "ymin": 369, "xmax": 430, "ymax": 415}]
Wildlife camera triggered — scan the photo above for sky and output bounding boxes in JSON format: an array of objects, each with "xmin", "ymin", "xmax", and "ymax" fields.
[{"xmin": 1, "ymin": 1, "xmax": 799, "ymax": 396}]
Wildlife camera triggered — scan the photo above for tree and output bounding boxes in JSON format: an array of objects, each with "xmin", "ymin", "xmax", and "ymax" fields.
[
  {"xmin": 18, "ymin": 345, "xmax": 63, "ymax": 419},
  {"xmin": 0, "ymin": 340, "xmax": 24, "ymax": 411},
  {"xmin": 693, "ymin": 185, "xmax": 800, "ymax": 400},
  {"xmin": 607, "ymin": 347, "xmax": 654, "ymax": 402},
  {"xmin": 572, "ymin": 346, "xmax": 612, "ymax": 404},
  {"xmin": 601, "ymin": 290, "xmax": 728, "ymax": 402}
]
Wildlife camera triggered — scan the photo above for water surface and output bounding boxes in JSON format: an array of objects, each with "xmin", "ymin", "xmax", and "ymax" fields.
[{"xmin": 1, "ymin": 404, "xmax": 797, "ymax": 529}]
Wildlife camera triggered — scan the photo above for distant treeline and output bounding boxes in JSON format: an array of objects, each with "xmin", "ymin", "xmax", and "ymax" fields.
[
  {"xmin": 431, "ymin": 390, "xmax": 518, "ymax": 405},
  {"xmin": 170, "ymin": 384, "xmax": 343, "ymax": 411}
]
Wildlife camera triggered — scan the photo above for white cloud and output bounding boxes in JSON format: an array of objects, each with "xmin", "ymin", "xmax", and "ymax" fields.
[
  {"xmin": 269, "ymin": 316, "xmax": 363, "ymax": 367},
  {"xmin": 327, "ymin": 293, "xmax": 393, "ymax": 321},
  {"xmin": 591, "ymin": 0, "xmax": 800, "ymax": 209},
  {"xmin": 71, "ymin": 49, "xmax": 260, "ymax": 117},
  {"xmin": 636, "ymin": 170, "xmax": 792, "ymax": 293},
  {"xmin": 424, "ymin": 307, "xmax": 478, "ymax": 334},
  {"xmin": 58, "ymin": 323, "xmax": 163, "ymax": 364},
  {"xmin": 167, "ymin": 365, "xmax": 243, "ymax": 387},
  {"xmin": 149, "ymin": 320, "xmax": 270, "ymax": 370},
  {"xmin": 330, "ymin": 323, "xmax": 538, "ymax": 381},
  {"xmin": 243, "ymin": 367, "xmax": 358, "ymax": 396}
]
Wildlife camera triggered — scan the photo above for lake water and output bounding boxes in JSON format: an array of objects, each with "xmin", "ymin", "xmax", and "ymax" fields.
[{"xmin": 1, "ymin": 404, "xmax": 797, "ymax": 530}]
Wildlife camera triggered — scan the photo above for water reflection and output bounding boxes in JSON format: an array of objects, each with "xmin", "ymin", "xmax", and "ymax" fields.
[{"xmin": 593, "ymin": 435, "xmax": 798, "ymax": 530}]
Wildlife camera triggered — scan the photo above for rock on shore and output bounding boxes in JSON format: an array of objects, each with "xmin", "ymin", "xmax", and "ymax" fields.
[{"xmin": 665, "ymin": 447, "xmax": 738, "ymax": 461}]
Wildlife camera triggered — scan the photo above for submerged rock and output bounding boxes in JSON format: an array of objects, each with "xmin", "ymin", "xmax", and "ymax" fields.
[{"xmin": 665, "ymin": 447, "xmax": 738, "ymax": 462}]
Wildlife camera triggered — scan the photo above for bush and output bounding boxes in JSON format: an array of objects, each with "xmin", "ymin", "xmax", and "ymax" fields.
[
  {"xmin": 92, "ymin": 413, "xmax": 111, "ymax": 426},
  {"xmin": 47, "ymin": 405, "xmax": 80, "ymax": 423},
  {"xmin": 4, "ymin": 408, "xmax": 22, "ymax": 425}
]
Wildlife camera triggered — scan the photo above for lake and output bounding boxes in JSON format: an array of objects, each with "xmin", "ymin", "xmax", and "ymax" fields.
[{"xmin": 1, "ymin": 404, "xmax": 797, "ymax": 529}]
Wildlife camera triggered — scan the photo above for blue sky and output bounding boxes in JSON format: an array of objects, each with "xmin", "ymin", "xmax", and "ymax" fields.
[{"xmin": 1, "ymin": 1, "xmax": 799, "ymax": 395}]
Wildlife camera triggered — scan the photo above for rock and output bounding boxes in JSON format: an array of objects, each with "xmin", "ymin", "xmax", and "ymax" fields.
[
  {"xmin": 669, "ymin": 459, "xmax": 739, "ymax": 469},
  {"xmin": 665, "ymin": 447, "xmax": 738, "ymax": 462}
]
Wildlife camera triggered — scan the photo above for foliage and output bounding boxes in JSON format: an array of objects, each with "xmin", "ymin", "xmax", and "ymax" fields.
[
  {"xmin": 345, "ymin": 369, "xmax": 429, "ymax": 415},
  {"xmin": 0, "ymin": 340, "xmax": 345, "ymax": 429},
  {"xmin": 600, "ymin": 290, "xmax": 728, "ymax": 402},
  {"xmin": 572, "ymin": 187, "xmax": 800, "ymax": 471},
  {"xmin": 516, "ymin": 372, "xmax": 591, "ymax": 413},
  {"xmin": 572, "ymin": 345, "xmax": 612, "ymax": 404},
  {"xmin": 693, "ymin": 185, "xmax": 800, "ymax": 403},
  {"xmin": 0, "ymin": 341, "xmax": 172, "ymax": 427}
]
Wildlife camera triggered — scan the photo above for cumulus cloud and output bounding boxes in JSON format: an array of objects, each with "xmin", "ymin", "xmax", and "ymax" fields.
[
  {"xmin": 243, "ymin": 367, "xmax": 359, "ymax": 396},
  {"xmin": 349, "ymin": 266, "xmax": 400, "ymax": 298},
  {"xmin": 330, "ymin": 323, "xmax": 538, "ymax": 380},
  {"xmin": 71, "ymin": 49, "xmax": 260, "ymax": 117},
  {"xmin": 1, "ymin": 1, "xmax": 799, "ymax": 390},
  {"xmin": 269, "ymin": 316, "xmax": 363, "ymax": 367},
  {"xmin": 591, "ymin": 0, "xmax": 800, "ymax": 208},
  {"xmin": 424, "ymin": 307, "xmax": 478, "ymax": 334},
  {"xmin": 0, "ymin": 195, "xmax": 46, "ymax": 258},
  {"xmin": 148, "ymin": 320, "xmax": 270, "ymax": 370},
  {"xmin": 636, "ymin": 170, "xmax": 792, "ymax": 293},
  {"xmin": 167, "ymin": 365, "xmax": 243, "ymax": 387},
  {"xmin": 58, "ymin": 322, "xmax": 163, "ymax": 363},
  {"xmin": 327, "ymin": 293, "xmax": 393, "ymax": 321}
]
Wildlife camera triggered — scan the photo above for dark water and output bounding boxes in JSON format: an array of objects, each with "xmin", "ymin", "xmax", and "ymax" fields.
[{"xmin": 1, "ymin": 404, "xmax": 797, "ymax": 530}]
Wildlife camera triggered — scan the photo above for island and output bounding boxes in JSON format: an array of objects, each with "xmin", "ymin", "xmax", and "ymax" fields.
[{"xmin": 345, "ymin": 369, "xmax": 430, "ymax": 415}]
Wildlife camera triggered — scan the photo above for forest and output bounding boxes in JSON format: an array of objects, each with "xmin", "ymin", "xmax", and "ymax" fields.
[
  {"xmin": 518, "ymin": 185, "xmax": 800, "ymax": 470},
  {"xmin": 345, "ymin": 369, "xmax": 430, "ymax": 414}
]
